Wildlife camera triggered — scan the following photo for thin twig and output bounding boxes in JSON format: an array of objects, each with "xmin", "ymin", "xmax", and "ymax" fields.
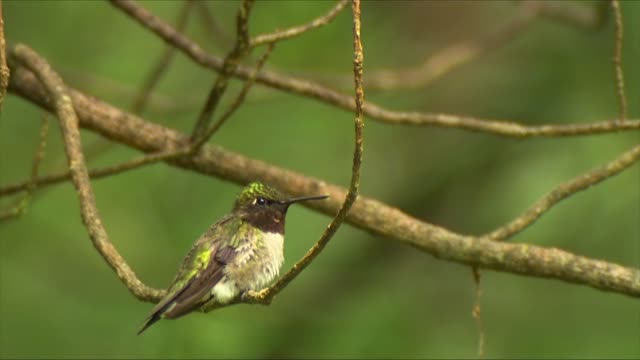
[
  {"xmin": 194, "ymin": 43, "xmax": 276, "ymax": 149},
  {"xmin": 537, "ymin": 0, "xmax": 610, "ymax": 30},
  {"xmin": 0, "ymin": 171, "xmax": 68, "ymax": 197},
  {"xmin": 365, "ymin": 3, "xmax": 538, "ymax": 90},
  {"xmin": 249, "ymin": 0, "xmax": 348, "ymax": 48},
  {"xmin": 0, "ymin": 116, "xmax": 49, "ymax": 222},
  {"xmin": 62, "ymin": 66, "xmax": 198, "ymax": 114},
  {"xmin": 334, "ymin": 1, "xmax": 608, "ymax": 90},
  {"xmin": 8, "ymin": 61, "xmax": 640, "ymax": 299},
  {"xmin": 0, "ymin": 45, "xmax": 278, "ymax": 198},
  {"xmin": 82, "ymin": 1, "xmax": 195, "ymax": 171},
  {"xmin": 484, "ymin": 144, "xmax": 640, "ymax": 241},
  {"xmin": 611, "ymin": 0, "xmax": 627, "ymax": 123},
  {"xmin": 194, "ymin": 1, "xmax": 233, "ymax": 50},
  {"xmin": 9, "ymin": 44, "xmax": 165, "ymax": 302},
  {"xmin": 190, "ymin": 0, "xmax": 253, "ymax": 142},
  {"xmin": 0, "ymin": 0, "xmax": 9, "ymax": 110},
  {"xmin": 238, "ymin": 0, "xmax": 365, "ymax": 306},
  {"xmin": 108, "ymin": 0, "xmax": 640, "ymax": 138},
  {"xmin": 131, "ymin": 0, "xmax": 194, "ymax": 115},
  {"xmin": 471, "ymin": 267, "xmax": 485, "ymax": 359},
  {"xmin": 0, "ymin": 147, "xmax": 190, "ymax": 198}
]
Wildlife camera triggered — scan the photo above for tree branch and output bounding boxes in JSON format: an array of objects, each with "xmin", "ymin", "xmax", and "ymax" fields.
[
  {"xmin": 364, "ymin": 0, "xmax": 608, "ymax": 91},
  {"xmin": 484, "ymin": 144, "xmax": 640, "ymax": 241},
  {"xmin": 8, "ymin": 59, "xmax": 640, "ymax": 299},
  {"xmin": 190, "ymin": 0, "xmax": 253, "ymax": 141},
  {"xmin": 131, "ymin": 0, "xmax": 194, "ymax": 115},
  {"xmin": 471, "ymin": 267, "xmax": 484, "ymax": 358},
  {"xmin": 0, "ymin": 116, "xmax": 49, "ymax": 222},
  {"xmin": 0, "ymin": 147, "xmax": 184, "ymax": 197},
  {"xmin": 0, "ymin": 45, "xmax": 277, "ymax": 199},
  {"xmin": 536, "ymin": 0, "xmax": 609, "ymax": 30},
  {"xmin": 249, "ymin": 0, "xmax": 348, "ymax": 48},
  {"xmin": 611, "ymin": 0, "xmax": 627, "ymax": 123},
  {"xmin": 197, "ymin": 43, "xmax": 275, "ymax": 146},
  {"xmin": 0, "ymin": 0, "xmax": 9, "ymax": 110},
  {"xmin": 108, "ymin": 0, "xmax": 640, "ymax": 138},
  {"xmin": 237, "ymin": 0, "xmax": 364, "ymax": 306},
  {"xmin": 193, "ymin": 1, "xmax": 233, "ymax": 50},
  {"xmin": 364, "ymin": 3, "xmax": 538, "ymax": 90},
  {"xmin": 8, "ymin": 44, "xmax": 165, "ymax": 302}
]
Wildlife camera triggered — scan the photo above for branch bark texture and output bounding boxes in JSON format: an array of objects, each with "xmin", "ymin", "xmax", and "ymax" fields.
[
  {"xmin": 8, "ymin": 61, "xmax": 640, "ymax": 299},
  {"xmin": 108, "ymin": 0, "xmax": 640, "ymax": 138},
  {"xmin": 0, "ymin": 0, "xmax": 9, "ymax": 110},
  {"xmin": 9, "ymin": 45, "xmax": 165, "ymax": 302},
  {"xmin": 242, "ymin": 0, "xmax": 366, "ymax": 305}
]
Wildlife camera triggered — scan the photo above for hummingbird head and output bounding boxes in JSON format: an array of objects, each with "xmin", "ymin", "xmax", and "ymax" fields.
[{"xmin": 233, "ymin": 182, "xmax": 328, "ymax": 233}]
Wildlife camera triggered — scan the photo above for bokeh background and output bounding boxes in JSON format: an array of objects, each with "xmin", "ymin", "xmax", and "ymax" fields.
[{"xmin": 1, "ymin": 1, "xmax": 638, "ymax": 358}]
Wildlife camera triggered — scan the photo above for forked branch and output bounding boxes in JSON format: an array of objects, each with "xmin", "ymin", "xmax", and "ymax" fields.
[
  {"xmin": 9, "ymin": 44, "xmax": 165, "ymax": 302},
  {"xmin": 363, "ymin": 0, "xmax": 609, "ymax": 90},
  {"xmin": 250, "ymin": 0, "xmax": 348, "ymax": 48},
  {"xmin": 0, "ymin": 45, "xmax": 277, "ymax": 201},
  {"xmin": 131, "ymin": 0, "xmax": 194, "ymax": 115},
  {"xmin": 108, "ymin": 0, "xmax": 640, "ymax": 138},
  {"xmin": 484, "ymin": 144, "xmax": 640, "ymax": 241},
  {"xmin": 0, "ymin": 116, "xmax": 49, "ymax": 222},
  {"xmin": 7, "ymin": 60, "xmax": 640, "ymax": 299},
  {"xmin": 235, "ymin": 0, "xmax": 364, "ymax": 306},
  {"xmin": 190, "ymin": 0, "xmax": 253, "ymax": 148}
]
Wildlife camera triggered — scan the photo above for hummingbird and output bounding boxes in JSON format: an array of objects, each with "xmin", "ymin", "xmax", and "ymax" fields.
[{"xmin": 137, "ymin": 181, "xmax": 328, "ymax": 334}]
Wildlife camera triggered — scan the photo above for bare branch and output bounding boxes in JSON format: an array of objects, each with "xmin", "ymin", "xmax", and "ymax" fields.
[
  {"xmin": 0, "ymin": 45, "xmax": 278, "ymax": 199},
  {"xmin": 366, "ymin": 3, "xmax": 538, "ymax": 90},
  {"xmin": 536, "ymin": 0, "xmax": 609, "ymax": 29},
  {"xmin": 8, "ymin": 62, "xmax": 640, "ymax": 299},
  {"xmin": 108, "ymin": 0, "xmax": 640, "ymax": 138},
  {"xmin": 356, "ymin": 1, "xmax": 609, "ymax": 90},
  {"xmin": 0, "ymin": 147, "xmax": 189, "ymax": 198},
  {"xmin": 484, "ymin": 144, "xmax": 640, "ymax": 241},
  {"xmin": 611, "ymin": 0, "xmax": 627, "ymax": 123},
  {"xmin": 239, "ymin": 0, "xmax": 365, "ymax": 305},
  {"xmin": 131, "ymin": 0, "xmax": 194, "ymax": 115},
  {"xmin": 9, "ymin": 44, "xmax": 165, "ymax": 303},
  {"xmin": 194, "ymin": 1, "xmax": 233, "ymax": 50},
  {"xmin": 195, "ymin": 43, "xmax": 276, "ymax": 148},
  {"xmin": 0, "ymin": 116, "xmax": 49, "ymax": 222},
  {"xmin": 471, "ymin": 267, "xmax": 484, "ymax": 359},
  {"xmin": 250, "ymin": 0, "xmax": 348, "ymax": 48},
  {"xmin": 0, "ymin": 0, "xmax": 9, "ymax": 110},
  {"xmin": 373, "ymin": 112, "xmax": 640, "ymax": 137},
  {"xmin": 80, "ymin": 1, "xmax": 195, "ymax": 173},
  {"xmin": 190, "ymin": 0, "xmax": 253, "ymax": 142}
]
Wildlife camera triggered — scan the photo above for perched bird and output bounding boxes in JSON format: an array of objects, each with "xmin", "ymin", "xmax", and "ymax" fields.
[{"xmin": 137, "ymin": 181, "xmax": 328, "ymax": 334}]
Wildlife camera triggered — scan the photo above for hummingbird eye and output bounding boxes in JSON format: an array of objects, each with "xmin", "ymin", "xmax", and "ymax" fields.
[{"xmin": 256, "ymin": 197, "xmax": 266, "ymax": 205}]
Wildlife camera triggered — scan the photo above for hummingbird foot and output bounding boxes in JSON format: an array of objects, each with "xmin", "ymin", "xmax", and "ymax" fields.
[{"xmin": 241, "ymin": 289, "xmax": 271, "ymax": 304}]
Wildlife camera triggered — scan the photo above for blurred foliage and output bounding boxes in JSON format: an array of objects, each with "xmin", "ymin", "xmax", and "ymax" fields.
[{"xmin": 1, "ymin": 1, "xmax": 639, "ymax": 358}]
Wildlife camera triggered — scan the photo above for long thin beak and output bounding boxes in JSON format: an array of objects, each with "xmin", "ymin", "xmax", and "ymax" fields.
[{"xmin": 281, "ymin": 194, "xmax": 329, "ymax": 205}]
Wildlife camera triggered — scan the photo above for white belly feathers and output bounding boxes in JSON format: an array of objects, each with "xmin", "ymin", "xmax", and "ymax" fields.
[{"xmin": 210, "ymin": 231, "xmax": 284, "ymax": 304}]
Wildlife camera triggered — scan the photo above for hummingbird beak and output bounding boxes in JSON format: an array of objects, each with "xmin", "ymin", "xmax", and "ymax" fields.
[{"xmin": 280, "ymin": 194, "xmax": 329, "ymax": 206}]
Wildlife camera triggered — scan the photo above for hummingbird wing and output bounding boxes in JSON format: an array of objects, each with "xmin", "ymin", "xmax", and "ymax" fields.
[
  {"xmin": 137, "ymin": 214, "xmax": 241, "ymax": 335},
  {"xmin": 159, "ymin": 244, "xmax": 237, "ymax": 318}
]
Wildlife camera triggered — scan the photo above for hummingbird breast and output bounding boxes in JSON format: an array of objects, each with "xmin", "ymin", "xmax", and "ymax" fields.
[
  {"xmin": 210, "ymin": 228, "xmax": 284, "ymax": 304},
  {"xmin": 238, "ymin": 231, "xmax": 285, "ymax": 289}
]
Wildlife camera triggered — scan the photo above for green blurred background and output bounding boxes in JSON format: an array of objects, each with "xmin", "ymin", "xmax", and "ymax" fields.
[{"xmin": 1, "ymin": 0, "xmax": 638, "ymax": 358}]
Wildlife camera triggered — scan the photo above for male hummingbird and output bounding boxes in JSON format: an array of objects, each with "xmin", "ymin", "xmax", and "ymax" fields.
[{"xmin": 137, "ymin": 181, "xmax": 328, "ymax": 334}]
